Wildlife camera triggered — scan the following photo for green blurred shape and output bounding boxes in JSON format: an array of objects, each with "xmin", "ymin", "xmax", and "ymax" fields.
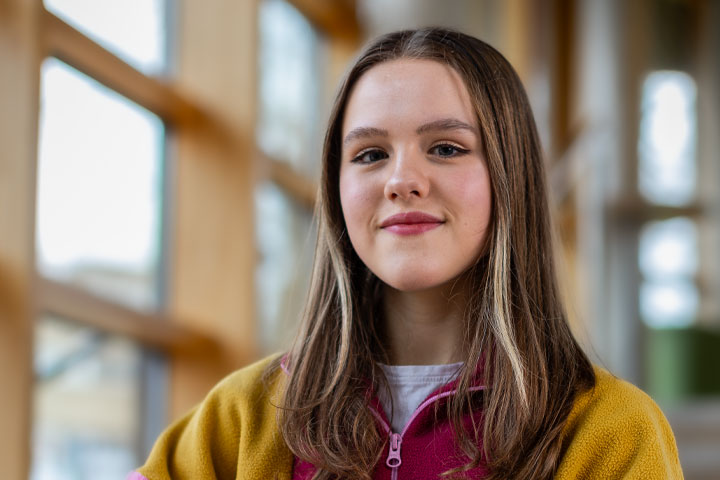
[{"xmin": 647, "ymin": 327, "xmax": 720, "ymax": 404}]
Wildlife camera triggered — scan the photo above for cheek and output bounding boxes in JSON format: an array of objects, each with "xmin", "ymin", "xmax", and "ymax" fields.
[
  {"xmin": 451, "ymin": 170, "xmax": 492, "ymax": 235},
  {"xmin": 339, "ymin": 173, "xmax": 374, "ymax": 233}
]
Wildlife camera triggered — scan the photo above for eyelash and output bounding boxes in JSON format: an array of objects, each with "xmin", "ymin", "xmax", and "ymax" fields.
[
  {"xmin": 429, "ymin": 143, "xmax": 470, "ymax": 158},
  {"xmin": 350, "ymin": 143, "xmax": 470, "ymax": 164}
]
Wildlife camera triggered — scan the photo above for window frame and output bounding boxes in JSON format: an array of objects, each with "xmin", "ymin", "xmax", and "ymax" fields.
[{"xmin": 0, "ymin": 0, "xmax": 360, "ymax": 477}]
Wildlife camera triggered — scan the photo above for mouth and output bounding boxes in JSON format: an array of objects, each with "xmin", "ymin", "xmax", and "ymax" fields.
[{"xmin": 380, "ymin": 211, "xmax": 444, "ymax": 235}]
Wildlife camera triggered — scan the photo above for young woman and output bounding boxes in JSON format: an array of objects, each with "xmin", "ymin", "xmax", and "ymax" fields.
[{"xmin": 131, "ymin": 28, "xmax": 683, "ymax": 480}]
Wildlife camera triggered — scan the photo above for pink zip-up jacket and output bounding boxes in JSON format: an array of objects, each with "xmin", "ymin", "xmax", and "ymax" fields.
[{"xmin": 292, "ymin": 373, "xmax": 488, "ymax": 479}]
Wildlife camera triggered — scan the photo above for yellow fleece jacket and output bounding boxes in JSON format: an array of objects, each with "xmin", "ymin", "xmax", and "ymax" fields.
[{"xmin": 133, "ymin": 354, "xmax": 683, "ymax": 479}]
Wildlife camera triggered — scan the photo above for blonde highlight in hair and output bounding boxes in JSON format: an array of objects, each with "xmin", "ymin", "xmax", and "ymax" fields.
[
  {"xmin": 490, "ymin": 215, "xmax": 529, "ymax": 411},
  {"xmin": 267, "ymin": 28, "xmax": 595, "ymax": 479}
]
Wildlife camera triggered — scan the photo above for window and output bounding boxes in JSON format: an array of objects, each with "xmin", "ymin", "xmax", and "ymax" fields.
[
  {"xmin": 255, "ymin": 0, "xmax": 327, "ymax": 352},
  {"xmin": 3, "ymin": 0, "xmax": 358, "ymax": 475},
  {"xmin": 638, "ymin": 71, "xmax": 697, "ymax": 206},
  {"xmin": 636, "ymin": 69, "xmax": 720, "ymax": 409},
  {"xmin": 639, "ymin": 217, "xmax": 698, "ymax": 328},
  {"xmin": 32, "ymin": 316, "xmax": 146, "ymax": 480},
  {"xmin": 31, "ymin": 5, "xmax": 171, "ymax": 477},
  {"xmin": 43, "ymin": 0, "xmax": 168, "ymax": 75},
  {"xmin": 36, "ymin": 58, "xmax": 165, "ymax": 312},
  {"xmin": 637, "ymin": 70, "xmax": 700, "ymax": 331},
  {"xmin": 257, "ymin": 0, "xmax": 325, "ymax": 179},
  {"xmin": 255, "ymin": 181, "xmax": 316, "ymax": 351}
]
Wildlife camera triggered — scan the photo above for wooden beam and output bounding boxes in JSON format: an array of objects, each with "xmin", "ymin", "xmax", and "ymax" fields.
[
  {"xmin": 264, "ymin": 152, "xmax": 317, "ymax": 211},
  {"xmin": 36, "ymin": 277, "xmax": 216, "ymax": 353},
  {"xmin": 551, "ymin": 0, "xmax": 575, "ymax": 162},
  {"xmin": 40, "ymin": 9, "xmax": 203, "ymax": 126},
  {"xmin": 610, "ymin": 202, "xmax": 704, "ymax": 224},
  {"xmin": 169, "ymin": 0, "xmax": 261, "ymax": 419},
  {"xmin": 503, "ymin": 0, "xmax": 532, "ymax": 84},
  {"xmin": 0, "ymin": 0, "xmax": 41, "ymax": 477},
  {"xmin": 288, "ymin": 0, "xmax": 361, "ymax": 44}
]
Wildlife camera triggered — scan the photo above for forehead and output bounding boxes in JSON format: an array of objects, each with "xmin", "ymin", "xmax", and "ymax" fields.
[{"xmin": 342, "ymin": 58, "xmax": 477, "ymax": 135}]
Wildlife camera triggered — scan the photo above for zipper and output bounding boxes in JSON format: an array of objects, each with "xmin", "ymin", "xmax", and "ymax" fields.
[
  {"xmin": 386, "ymin": 433, "xmax": 402, "ymax": 480},
  {"xmin": 370, "ymin": 385, "xmax": 486, "ymax": 479}
]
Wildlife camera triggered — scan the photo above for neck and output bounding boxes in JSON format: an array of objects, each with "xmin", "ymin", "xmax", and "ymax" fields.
[{"xmin": 382, "ymin": 278, "xmax": 468, "ymax": 366}]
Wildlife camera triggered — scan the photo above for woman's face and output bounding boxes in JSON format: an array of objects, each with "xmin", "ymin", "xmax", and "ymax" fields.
[{"xmin": 339, "ymin": 58, "xmax": 492, "ymax": 292}]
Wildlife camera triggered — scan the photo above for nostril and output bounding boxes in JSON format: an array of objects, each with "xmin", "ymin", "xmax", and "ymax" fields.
[{"xmin": 384, "ymin": 174, "xmax": 427, "ymax": 200}]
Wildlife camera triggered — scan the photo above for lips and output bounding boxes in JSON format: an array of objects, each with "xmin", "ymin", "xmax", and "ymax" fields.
[{"xmin": 380, "ymin": 211, "xmax": 444, "ymax": 235}]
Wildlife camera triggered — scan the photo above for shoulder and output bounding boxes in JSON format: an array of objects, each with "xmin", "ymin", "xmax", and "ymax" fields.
[
  {"xmin": 566, "ymin": 366, "xmax": 665, "ymax": 434},
  {"xmin": 207, "ymin": 352, "xmax": 285, "ymax": 407},
  {"xmin": 133, "ymin": 353, "xmax": 292, "ymax": 480},
  {"xmin": 555, "ymin": 366, "xmax": 684, "ymax": 479},
  {"xmin": 196, "ymin": 352, "xmax": 287, "ymax": 439}
]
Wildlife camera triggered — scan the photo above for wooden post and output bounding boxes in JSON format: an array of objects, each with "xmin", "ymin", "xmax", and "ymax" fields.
[
  {"xmin": 168, "ymin": 0, "xmax": 261, "ymax": 418},
  {"xmin": 0, "ymin": 0, "xmax": 42, "ymax": 478}
]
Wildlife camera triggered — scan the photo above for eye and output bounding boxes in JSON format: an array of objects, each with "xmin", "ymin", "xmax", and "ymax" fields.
[
  {"xmin": 429, "ymin": 143, "xmax": 470, "ymax": 158},
  {"xmin": 351, "ymin": 148, "xmax": 388, "ymax": 164}
]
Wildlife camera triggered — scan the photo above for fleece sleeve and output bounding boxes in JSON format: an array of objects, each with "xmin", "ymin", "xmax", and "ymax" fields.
[
  {"xmin": 129, "ymin": 354, "xmax": 293, "ymax": 480},
  {"xmin": 555, "ymin": 368, "xmax": 683, "ymax": 479}
]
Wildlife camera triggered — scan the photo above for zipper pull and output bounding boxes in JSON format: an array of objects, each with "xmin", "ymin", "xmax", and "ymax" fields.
[{"xmin": 386, "ymin": 433, "xmax": 402, "ymax": 468}]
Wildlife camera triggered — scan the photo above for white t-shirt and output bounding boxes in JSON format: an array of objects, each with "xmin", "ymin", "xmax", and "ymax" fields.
[{"xmin": 377, "ymin": 362, "xmax": 464, "ymax": 434}]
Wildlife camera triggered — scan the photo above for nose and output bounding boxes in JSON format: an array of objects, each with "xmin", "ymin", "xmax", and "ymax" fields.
[{"xmin": 384, "ymin": 150, "xmax": 429, "ymax": 201}]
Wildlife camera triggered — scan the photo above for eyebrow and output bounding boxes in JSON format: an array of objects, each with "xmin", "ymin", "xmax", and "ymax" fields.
[
  {"xmin": 342, "ymin": 118, "xmax": 477, "ymax": 146},
  {"xmin": 416, "ymin": 118, "xmax": 477, "ymax": 135},
  {"xmin": 342, "ymin": 126, "xmax": 388, "ymax": 146}
]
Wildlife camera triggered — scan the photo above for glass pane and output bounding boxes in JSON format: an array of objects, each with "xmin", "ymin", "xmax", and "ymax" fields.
[
  {"xmin": 257, "ymin": 0, "xmax": 325, "ymax": 179},
  {"xmin": 255, "ymin": 181, "xmax": 316, "ymax": 352},
  {"xmin": 36, "ymin": 58, "xmax": 164, "ymax": 311},
  {"xmin": 44, "ymin": 0, "xmax": 167, "ymax": 75},
  {"xmin": 638, "ymin": 71, "xmax": 697, "ymax": 206},
  {"xmin": 640, "ymin": 280, "xmax": 698, "ymax": 328},
  {"xmin": 32, "ymin": 315, "xmax": 143, "ymax": 480},
  {"xmin": 639, "ymin": 217, "xmax": 698, "ymax": 279}
]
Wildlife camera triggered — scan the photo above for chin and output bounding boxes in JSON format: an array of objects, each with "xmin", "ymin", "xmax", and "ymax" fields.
[{"xmin": 377, "ymin": 269, "xmax": 454, "ymax": 293}]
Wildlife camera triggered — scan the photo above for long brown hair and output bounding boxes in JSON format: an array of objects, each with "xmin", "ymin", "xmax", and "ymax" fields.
[{"xmin": 266, "ymin": 28, "xmax": 595, "ymax": 479}]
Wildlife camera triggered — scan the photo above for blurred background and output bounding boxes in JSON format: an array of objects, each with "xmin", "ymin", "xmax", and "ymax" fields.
[{"xmin": 0, "ymin": 0, "xmax": 718, "ymax": 478}]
